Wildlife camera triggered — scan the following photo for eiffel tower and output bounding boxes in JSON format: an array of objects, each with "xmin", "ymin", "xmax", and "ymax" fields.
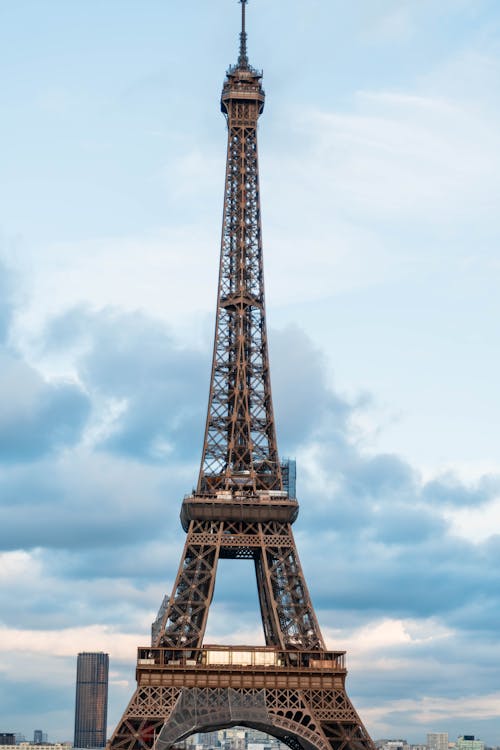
[{"xmin": 108, "ymin": 4, "xmax": 375, "ymax": 750}]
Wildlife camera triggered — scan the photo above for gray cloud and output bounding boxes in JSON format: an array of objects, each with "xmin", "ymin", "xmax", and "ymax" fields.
[
  {"xmin": 5, "ymin": 310, "xmax": 499, "ymax": 637},
  {"xmin": 0, "ymin": 353, "xmax": 90, "ymax": 463},
  {"xmin": 0, "ymin": 262, "xmax": 12, "ymax": 343},
  {"xmin": 422, "ymin": 472, "xmax": 500, "ymax": 507},
  {"xmin": 271, "ymin": 325, "xmax": 354, "ymax": 450},
  {"xmin": 0, "ymin": 452, "xmax": 186, "ymax": 552},
  {"xmin": 0, "ymin": 263, "xmax": 91, "ymax": 462},
  {"xmin": 1, "ymin": 306, "xmax": 500, "ymax": 742},
  {"xmin": 0, "ymin": 677, "xmax": 72, "ymax": 731},
  {"xmin": 44, "ymin": 307, "xmax": 208, "ymax": 462}
]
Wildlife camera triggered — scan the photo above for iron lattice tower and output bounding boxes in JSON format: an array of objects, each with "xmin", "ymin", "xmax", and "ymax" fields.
[
  {"xmin": 108, "ymin": 5, "xmax": 375, "ymax": 750},
  {"xmin": 198, "ymin": 0, "xmax": 279, "ymax": 496}
]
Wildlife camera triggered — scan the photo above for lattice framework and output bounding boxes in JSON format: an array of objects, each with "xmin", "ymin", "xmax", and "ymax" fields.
[{"xmin": 198, "ymin": 47, "xmax": 280, "ymax": 495}]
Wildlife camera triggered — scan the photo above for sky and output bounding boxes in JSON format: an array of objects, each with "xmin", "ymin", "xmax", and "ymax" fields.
[{"xmin": 0, "ymin": 0, "xmax": 500, "ymax": 744}]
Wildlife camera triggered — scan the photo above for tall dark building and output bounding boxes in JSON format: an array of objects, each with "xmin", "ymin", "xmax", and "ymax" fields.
[{"xmin": 74, "ymin": 652, "xmax": 109, "ymax": 748}]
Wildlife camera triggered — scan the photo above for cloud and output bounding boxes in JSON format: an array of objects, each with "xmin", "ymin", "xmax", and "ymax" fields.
[
  {"xmin": 364, "ymin": 692, "xmax": 500, "ymax": 733},
  {"xmin": 0, "ymin": 623, "xmax": 142, "ymax": 660},
  {"xmin": 0, "ymin": 544, "xmax": 173, "ymax": 636},
  {"xmin": 261, "ymin": 78, "xmax": 500, "ymax": 320},
  {"xmin": 422, "ymin": 472, "xmax": 500, "ymax": 508},
  {"xmin": 271, "ymin": 325, "xmax": 355, "ymax": 451},
  {"xmin": 447, "ymin": 498, "xmax": 500, "ymax": 544},
  {"xmin": 0, "ymin": 261, "xmax": 12, "ymax": 343},
  {"xmin": 0, "ymin": 549, "xmax": 40, "ymax": 581},
  {"xmin": 0, "ymin": 351, "xmax": 90, "ymax": 462},
  {"xmin": 3, "ymin": 309, "xmax": 497, "ymax": 647},
  {"xmin": 13, "ymin": 229, "xmax": 218, "ymax": 340},
  {"xmin": 0, "ymin": 260, "xmax": 91, "ymax": 463},
  {"xmin": 0, "ymin": 450, "xmax": 186, "ymax": 553},
  {"xmin": 361, "ymin": 707, "xmax": 500, "ymax": 748},
  {"xmin": 321, "ymin": 616, "xmax": 500, "ymax": 743},
  {"xmin": 304, "ymin": 91, "xmax": 499, "ymax": 226},
  {"xmin": 43, "ymin": 307, "xmax": 208, "ymax": 462},
  {"xmin": 2, "ymin": 302, "xmax": 499, "ymax": 659}
]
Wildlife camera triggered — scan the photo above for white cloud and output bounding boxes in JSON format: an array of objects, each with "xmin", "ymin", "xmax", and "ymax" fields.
[
  {"xmin": 8, "ymin": 68, "xmax": 500, "ymax": 348},
  {"xmin": 445, "ymin": 496, "xmax": 500, "ymax": 543},
  {"xmin": 0, "ymin": 550, "xmax": 41, "ymax": 582},
  {"xmin": 325, "ymin": 617, "xmax": 453, "ymax": 655},
  {"xmin": 295, "ymin": 90, "xmax": 499, "ymax": 227},
  {"xmin": 364, "ymin": 692, "xmax": 500, "ymax": 730},
  {"xmin": 0, "ymin": 624, "xmax": 141, "ymax": 660},
  {"xmin": 322, "ymin": 618, "xmax": 455, "ymax": 678},
  {"xmin": 8, "ymin": 229, "xmax": 216, "ymax": 344}
]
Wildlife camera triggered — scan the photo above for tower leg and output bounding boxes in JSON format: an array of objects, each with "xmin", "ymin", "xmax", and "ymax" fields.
[
  {"xmin": 108, "ymin": 687, "xmax": 180, "ymax": 750},
  {"xmin": 254, "ymin": 522, "xmax": 325, "ymax": 650},
  {"xmin": 155, "ymin": 521, "xmax": 222, "ymax": 649}
]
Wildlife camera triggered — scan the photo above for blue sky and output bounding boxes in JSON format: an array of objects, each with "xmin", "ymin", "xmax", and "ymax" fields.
[{"xmin": 1, "ymin": 0, "xmax": 500, "ymax": 744}]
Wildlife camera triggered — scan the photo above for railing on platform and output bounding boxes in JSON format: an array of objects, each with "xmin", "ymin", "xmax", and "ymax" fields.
[
  {"xmin": 184, "ymin": 491, "xmax": 295, "ymax": 502},
  {"xmin": 137, "ymin": 645, "xmax": 345, "ymax": 671}
]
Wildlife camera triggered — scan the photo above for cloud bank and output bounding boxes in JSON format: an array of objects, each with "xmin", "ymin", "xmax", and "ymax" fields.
[{"xmin": 0, "ymin": 287, "xmax": 499, "ymax": 741}]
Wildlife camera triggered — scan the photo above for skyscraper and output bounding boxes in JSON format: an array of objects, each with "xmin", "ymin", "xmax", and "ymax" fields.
[{"xmin": 74, "ymin": 652, "xmax": 109, "ymax": 749}]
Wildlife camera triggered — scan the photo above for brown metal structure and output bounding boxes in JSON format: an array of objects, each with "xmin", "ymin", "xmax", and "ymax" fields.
[{"xmin": 108, "ymin": 4, "xmax": 375, "ymax": 750}]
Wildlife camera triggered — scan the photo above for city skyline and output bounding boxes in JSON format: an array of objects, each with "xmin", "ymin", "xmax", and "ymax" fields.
[
  {"xmin": 0, "ymin": 0, "xmax": 499, "ymax": 743},
  {"xmin": 0, "ymin": 730, "xmax": 496, "ymax": 749}
]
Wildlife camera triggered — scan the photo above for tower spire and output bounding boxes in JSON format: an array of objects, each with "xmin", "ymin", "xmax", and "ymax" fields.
[{"xmin": 238, "ymin": 0, "xmax": 249, "ymax": 68}]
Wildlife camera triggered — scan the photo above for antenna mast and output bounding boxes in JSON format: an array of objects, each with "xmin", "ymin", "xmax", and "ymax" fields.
[{"xmin": 238, "ymin": 0, "xmax": 249, "ymax": 68}]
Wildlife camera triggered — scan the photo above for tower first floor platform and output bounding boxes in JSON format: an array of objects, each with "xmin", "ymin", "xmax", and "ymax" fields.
[{"xmin": 108, "ymin": 646, "xmax": 373, "ymax": 750}]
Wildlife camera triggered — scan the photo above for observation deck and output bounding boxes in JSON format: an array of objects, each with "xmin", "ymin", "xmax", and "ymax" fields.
[
  {"xmin": 221, "ymin": 66, "xmax": 265, "ymax": 117},
  {"xmin": 181, "ymin": 491, "xmax": 299, "ymax": 531},
  {"xmin": 136, "ymin": 645, "xmax": 347, "ymax": 691}
]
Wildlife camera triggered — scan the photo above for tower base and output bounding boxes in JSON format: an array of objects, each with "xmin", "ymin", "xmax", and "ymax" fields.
[{"xmin": 108, "ymin": 647, "xmax": 374, "ymax": 750}]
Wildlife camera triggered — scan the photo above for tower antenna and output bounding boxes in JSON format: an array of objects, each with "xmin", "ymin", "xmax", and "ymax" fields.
[{"xmin": 238, "ymin": 0, "xmax": 249, "ymax": 68}]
